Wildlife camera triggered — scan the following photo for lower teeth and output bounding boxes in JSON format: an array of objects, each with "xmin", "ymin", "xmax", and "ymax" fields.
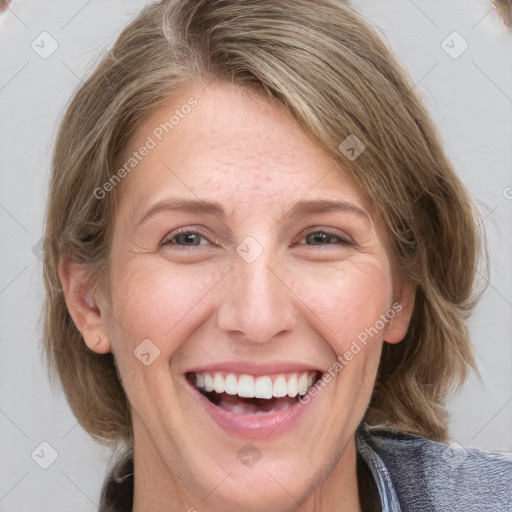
[
  {"xmin": 201, "ymin": 389, "xmax": 298, "ymax": 415},
  {"xmin": 218, "ymin": 395, "xmax": 296, "ymax": 415}
]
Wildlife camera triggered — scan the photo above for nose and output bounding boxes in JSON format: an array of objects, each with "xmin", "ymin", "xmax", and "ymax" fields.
[{"xmin": 216, "ymin": 255, "xmax": 298, "ymax": 343}]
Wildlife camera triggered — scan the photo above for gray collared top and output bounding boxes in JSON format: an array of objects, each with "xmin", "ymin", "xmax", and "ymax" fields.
[{"xmin": 356, "ymin": 423, "xmax": 512, "ymax": 512}]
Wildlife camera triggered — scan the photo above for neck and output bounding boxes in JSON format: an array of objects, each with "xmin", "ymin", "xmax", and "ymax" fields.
[{"xmin": 300, "ymin": 437, "xmax": 362, "ymax": 512}]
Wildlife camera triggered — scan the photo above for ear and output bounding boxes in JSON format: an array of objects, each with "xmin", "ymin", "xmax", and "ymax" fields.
[
  {"xmin": 383, "ymin": 280, "xmax": 416, "ymax": 344},
  {"xmin": 58, "ymin": 254, "xmax": 111, "ymax": 354}
]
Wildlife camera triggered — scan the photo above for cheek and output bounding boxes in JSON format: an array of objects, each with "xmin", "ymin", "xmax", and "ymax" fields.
[
  {"xmin": 287, "ymin": 258, "xmax": 393, "ymax": 350},
  {"xmin": 107, "ymin": 257, "xmax": 225, "ymax": 354}
]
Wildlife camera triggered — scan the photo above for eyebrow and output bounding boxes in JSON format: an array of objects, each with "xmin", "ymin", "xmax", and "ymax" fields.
[
  {"xmin": 137, "ymin": 198, "xmax": 227, "ymax": 226},
  {"xmin": 136, "ymin": 197, "xmax": 370, "ymax": 226},
  {"xmin": 283, "ymin": 199, "xmax": 371, "ymax": 224}
]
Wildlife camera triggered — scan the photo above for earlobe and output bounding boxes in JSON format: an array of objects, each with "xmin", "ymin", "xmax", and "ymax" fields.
[
  {"xmin": 58, "ymin": 255, "xmax": 112, "ymax": 354},
  {"xmin": 383, "ymin": 281, "xmax": 416, "ymax": 345},
  {"xmin": 90, "ymin": 332, "xmax": 111, "ymax": 354}
]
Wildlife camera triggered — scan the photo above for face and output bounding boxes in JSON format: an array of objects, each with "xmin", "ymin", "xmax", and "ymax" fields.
[{"xmin": 81, "ymin": 83, "xmax": 412, "ymax": 511}]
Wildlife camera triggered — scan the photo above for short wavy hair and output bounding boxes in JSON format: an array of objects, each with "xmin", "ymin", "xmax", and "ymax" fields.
[{"xmin": 43, "ymin": 0, "xmax": 484, "ymax": 445}]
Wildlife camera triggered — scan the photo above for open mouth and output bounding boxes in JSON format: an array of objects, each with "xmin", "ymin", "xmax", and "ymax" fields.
[{"xmin": 186, "ymin": 370, "xmax": 322, "ymax": 415}]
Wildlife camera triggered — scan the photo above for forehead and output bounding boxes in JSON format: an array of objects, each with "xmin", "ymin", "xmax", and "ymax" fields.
[{"xmin": 116, "ymin": 82, "xmax": 370, "ymax": 220}]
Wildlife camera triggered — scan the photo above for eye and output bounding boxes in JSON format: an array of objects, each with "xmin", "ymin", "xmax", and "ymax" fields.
[
  {"xmin": 302, "ymin": 229, "xmax": 353, "ymax": 246},
  {"xmin": 161, "ymin": 229, "xmax": 211, "ymax": 247}
]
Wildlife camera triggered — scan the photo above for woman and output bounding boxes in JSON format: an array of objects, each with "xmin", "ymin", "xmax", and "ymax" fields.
[{"xmin": 42, "ymin": 1, "xmax": 511, "ymax": 511}]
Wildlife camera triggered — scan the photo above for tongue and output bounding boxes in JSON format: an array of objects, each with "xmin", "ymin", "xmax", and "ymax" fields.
[{"xmin": 217, "ymin": 393, "xmax": 297, "ymax": 415}]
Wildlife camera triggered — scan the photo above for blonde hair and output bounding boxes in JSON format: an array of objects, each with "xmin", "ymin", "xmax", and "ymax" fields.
[{"xmin": 43, "ymin": 0, "xmax": 483, "ymax": 445}]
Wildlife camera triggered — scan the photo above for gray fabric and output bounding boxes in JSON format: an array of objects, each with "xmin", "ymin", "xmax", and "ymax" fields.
[{"xmin": 356, "ymin": 423, "xmax": 512, "ymax": 512}]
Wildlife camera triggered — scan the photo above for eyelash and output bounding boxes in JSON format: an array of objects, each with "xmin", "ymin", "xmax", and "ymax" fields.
[
  {"xmin": 161, "ymin": 227, "xmax": 354, "ymax": 248},
  {"xmin": 299, "ymin": 229, "xmax": 353, "ymax": 247},
  {"xmin": 161, "ymin": 227, "xmax": 212, "ymax": 247}
]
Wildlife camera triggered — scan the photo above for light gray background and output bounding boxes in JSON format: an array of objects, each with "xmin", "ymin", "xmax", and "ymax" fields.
[{"xmin": 0, "ymin": 1, "xmax": 511, "ymax": 511}]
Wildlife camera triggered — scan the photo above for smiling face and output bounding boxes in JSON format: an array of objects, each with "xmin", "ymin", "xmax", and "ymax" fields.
[{"xmin": 67, "ymin": 82, "xmax": 413, "ymax": 511}]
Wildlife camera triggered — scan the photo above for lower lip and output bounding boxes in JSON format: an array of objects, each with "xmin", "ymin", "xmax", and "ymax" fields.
[{"xmin": 187, "ymin": 380, "xmax": 316, "ymax": 440}]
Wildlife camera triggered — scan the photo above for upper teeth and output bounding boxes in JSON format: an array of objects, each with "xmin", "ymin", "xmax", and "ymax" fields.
[{"xmin": 193, "ymin": 371, "xmax": 316, "ymax": 399}]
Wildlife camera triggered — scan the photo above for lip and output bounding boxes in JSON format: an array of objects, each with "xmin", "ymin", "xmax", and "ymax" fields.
[
  {"xmin": 186, "ymin": 373, "xmax": 321, "ymax": 440},
  {"xmin": 186, "ymin": 360, "xmax": 324, "ymax": 376}
]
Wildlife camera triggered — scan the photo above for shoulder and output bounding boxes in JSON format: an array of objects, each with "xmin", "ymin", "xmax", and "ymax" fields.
[{"xmin": 357, "ymin": 423, "xmax": 512, "ymax": 512}]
